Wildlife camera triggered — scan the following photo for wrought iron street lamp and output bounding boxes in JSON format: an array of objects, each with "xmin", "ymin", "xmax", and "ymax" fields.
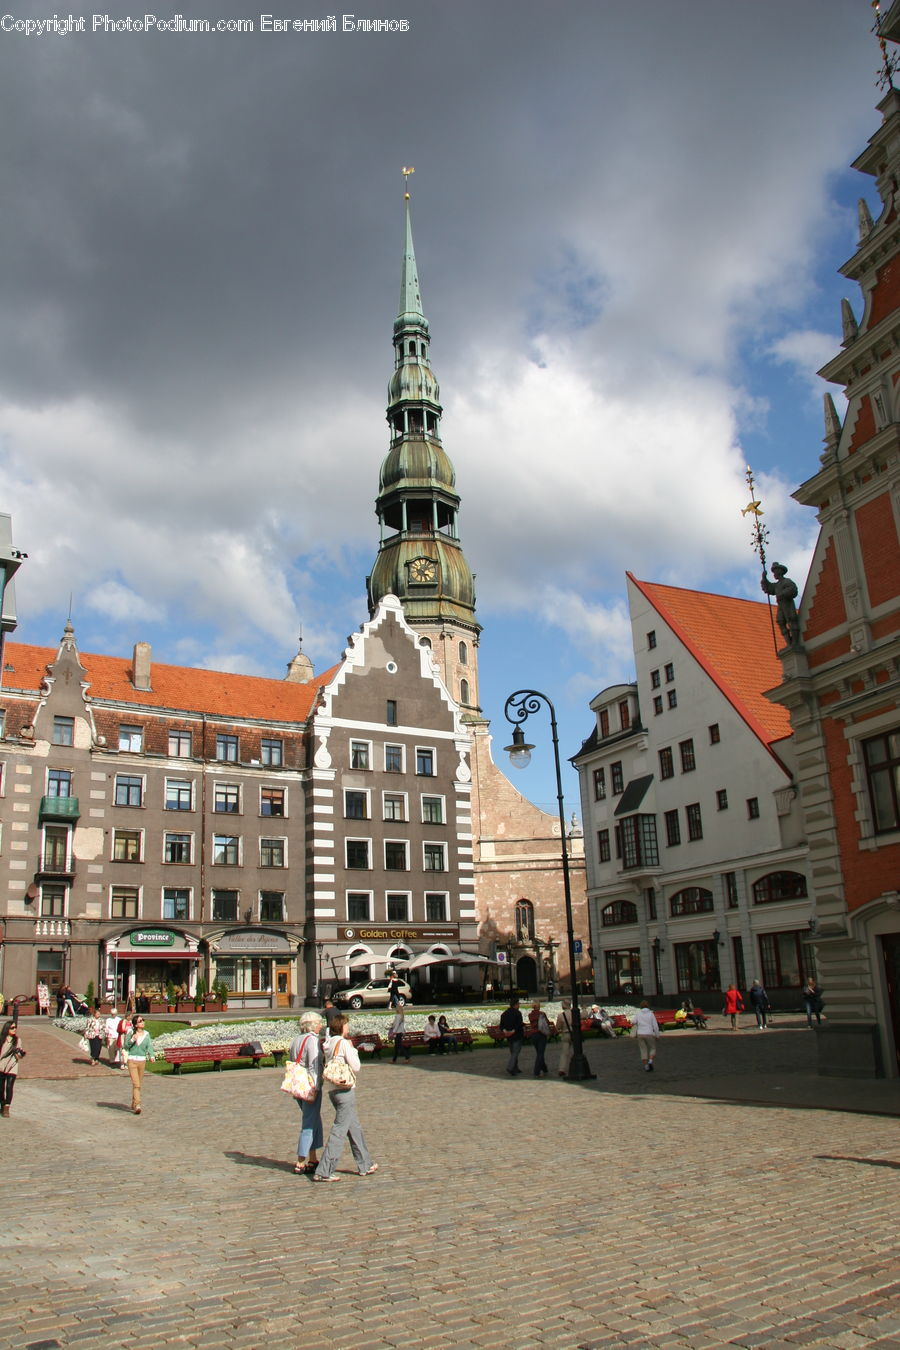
[{"xmin": 504, "ymin": 689, "xmax": 593, "ymax": 1081}]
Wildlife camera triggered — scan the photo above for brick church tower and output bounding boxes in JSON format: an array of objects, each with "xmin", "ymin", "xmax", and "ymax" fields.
[{"xmin": 770, "ymin": 19, "xmax": 900, "ymax": 1077}]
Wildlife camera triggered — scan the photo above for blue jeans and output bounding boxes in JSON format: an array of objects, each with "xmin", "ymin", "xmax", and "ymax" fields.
[
  {"xmin": 506, "ymin": 1036, "xmax": 523, "ymax": 1074},
  {"xmin": 315, "ymin": 1089, "xmax": 372, "ymax": 1178},
  {"xmin": 296, "ymin": 1094, "xmax": 323, "ymax": 1159},
  {"xmin": 531, "ymin": 1033, "xmax": 548, "ymax": 1075}
]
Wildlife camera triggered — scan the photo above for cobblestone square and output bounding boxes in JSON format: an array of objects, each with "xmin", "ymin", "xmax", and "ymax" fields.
[{"xmin": 4, "ymin": 1021, "xmax": 899, "ymax": 1350}]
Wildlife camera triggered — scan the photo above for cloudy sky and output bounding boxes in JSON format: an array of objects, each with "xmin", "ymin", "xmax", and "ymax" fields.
[{"xmin": 0, "ymin": 0, "xmax": 882, "ymax": 809}]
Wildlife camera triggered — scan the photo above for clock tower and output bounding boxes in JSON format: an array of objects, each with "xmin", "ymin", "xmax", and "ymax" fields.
[{"xmin": 367, "ymin": 193, "xmax": 482, "ymax": 717}]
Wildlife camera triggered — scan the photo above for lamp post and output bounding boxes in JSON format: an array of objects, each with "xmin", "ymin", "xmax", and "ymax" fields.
[
  {"xmin": 315, "ymin": 941, "xmax": 324, "ymax": 998},
  {"xmin": 504, "ymin": 689, "xmax": 593, "ymax": 1081}
]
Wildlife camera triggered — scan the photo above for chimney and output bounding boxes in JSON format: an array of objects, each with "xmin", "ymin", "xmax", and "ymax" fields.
[{"xmin": 133, "ymin": 642, "xmax": 152, "ymax": 691}]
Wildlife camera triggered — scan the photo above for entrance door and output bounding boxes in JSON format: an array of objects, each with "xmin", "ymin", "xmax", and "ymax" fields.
[
  {"xmin": 275, "ymin": 962, "xmax": 292, "ymax": 1008},
  {"xmin": 517, "ymin": 954, "xmax": 538, "ymax": 995},
  {"xmin": 881, "ymin": 933, "xmax": 900, "ymax": 1074}
]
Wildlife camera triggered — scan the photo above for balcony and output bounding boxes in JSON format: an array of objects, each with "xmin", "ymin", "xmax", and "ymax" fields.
[
  {"xmin": 39, "ymin": 796, "xmax": 80, "ymax": 823},
  {"xmin": 36, "ymin": 858, "xmax": 75, "ymax": 880},
  {"xmin": 33, "ymin": 918, "xmax": 71, "ymax": 938}
]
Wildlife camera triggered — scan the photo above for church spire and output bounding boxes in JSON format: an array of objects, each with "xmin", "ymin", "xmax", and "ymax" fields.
[{"xmin": 397, "ymin": 193, "xmax": 427, "ymax": 332}]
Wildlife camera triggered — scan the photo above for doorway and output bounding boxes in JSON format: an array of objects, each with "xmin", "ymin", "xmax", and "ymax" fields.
[
  {"xmin": 881, "ymin": 933, "xmax": 900, "ymax": 1074},
  {"xmin": 275, "ymin": 962, "xmax": 293, "ymax": 1008}
]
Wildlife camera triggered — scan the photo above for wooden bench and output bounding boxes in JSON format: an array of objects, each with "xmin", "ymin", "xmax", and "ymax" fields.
[
  {"xmin": 349, "ymin": 1034, "xmax": 384, "ymax": 1058},
  {"xmin": 162, "ymin": 1041, "xmax": 278, "ymax": 1073},
  {"xmin": 396, "ymin": 1027, "xmax": 474, "ymax": 1053},
  {"xmin": 610, "ymin": 1008, "xmax": 708, "ymax": 1032}
]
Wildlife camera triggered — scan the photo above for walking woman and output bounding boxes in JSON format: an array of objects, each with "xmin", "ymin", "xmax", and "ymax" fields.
[
  {"xmin": 0, "ymin": 1019, "xmax": 25, "ymax": 1116},
  {"xmin": 724, "ymin": 984, "xmax": 744, "ymax": 1030},
  {"xmin": 289, "ymin": 1011, "xmax": 325, "ymax": 1175},
  {"xmin": 124, "ymin": 1015, "xmax": 154, "ymax": 1115},
  {"xmin": 313, "ymin": 1013, "xmax": 378, "ymax": 1182},
  {"xmin": 84, "ymin": 1001, "xmax": 106, "ymax": 1065}
]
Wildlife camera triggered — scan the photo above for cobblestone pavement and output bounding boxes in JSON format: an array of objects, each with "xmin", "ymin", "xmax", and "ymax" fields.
[{"xmin": 3, "ymin": 1021, "xmax": 899, "ymax": 1350}]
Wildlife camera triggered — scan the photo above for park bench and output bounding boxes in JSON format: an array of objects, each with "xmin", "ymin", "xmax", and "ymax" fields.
[
  {"xmin": 349, "ymin": 1033, "xmax": 384, "ymax": 1058},
  {"xmin": 608, "ymin": 1008, "xmax": 707, "ymax": 1032},
  {"xmin": 162, "ymin": 1041, "xmax": 277, "ymax": 1073},
  {"xmin": 397, "ymin": 1027, "xmax": 474, "ymax": 1053}
]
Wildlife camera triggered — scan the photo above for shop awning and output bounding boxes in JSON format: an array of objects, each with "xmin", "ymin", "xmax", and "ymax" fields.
[{"xmin": 114, "ymin": 951, "xmax": 201, "ymax": 960}]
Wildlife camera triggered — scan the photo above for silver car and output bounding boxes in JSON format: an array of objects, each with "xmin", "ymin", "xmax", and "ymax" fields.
[{"xmin": 332, "ymin": 977, "xmax": 413, "ymax": 1010}]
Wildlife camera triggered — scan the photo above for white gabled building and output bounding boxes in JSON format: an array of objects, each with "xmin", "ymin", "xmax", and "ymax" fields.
[{"xmin": 573, "ymin": 574, "xmax": 814, "ymax": 1009}]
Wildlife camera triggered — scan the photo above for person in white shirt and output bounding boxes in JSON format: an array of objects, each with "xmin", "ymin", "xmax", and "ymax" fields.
[
  {"xmin": 630, "ymin": 1002, "xmax": 661, "ymax": 1072},
  {"xmin": 388, "ymin": 1007, "xmax": 410, "ymax": 1063},
  {"xmin": 313, "ymin": 1014, "xmax": 378, "ymax": 1182}
]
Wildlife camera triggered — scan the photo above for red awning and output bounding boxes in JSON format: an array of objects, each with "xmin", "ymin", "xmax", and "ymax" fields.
[{"xmin": 114, "ymin": 951, "xmax": 201, "ymax": 960}]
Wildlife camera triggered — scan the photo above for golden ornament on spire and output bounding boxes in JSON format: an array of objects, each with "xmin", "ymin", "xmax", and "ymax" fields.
[
  {"xmin": 871, "ymin": 1, "xmax": 898, "ymax": 91},
  {"xmin": 402, "ymin": 165, "xmax": 415, "ymax": 200}
]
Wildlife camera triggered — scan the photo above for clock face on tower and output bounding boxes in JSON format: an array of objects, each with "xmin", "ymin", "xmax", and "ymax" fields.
[{"xmin": 408, "ymin": 557, "xmax": 438, "ymax": 584}]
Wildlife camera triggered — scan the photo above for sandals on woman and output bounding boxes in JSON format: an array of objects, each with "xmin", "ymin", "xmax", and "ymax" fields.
[{"xmin": 295, "ymin": 1160, "xmax": 318, "ymax": 1174}]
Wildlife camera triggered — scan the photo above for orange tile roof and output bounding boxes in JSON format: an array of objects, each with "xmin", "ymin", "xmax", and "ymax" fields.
[
  {"xmin": 628, "ymin": 574, "xmax": 793, "ymax": 753},
  {"xmin": 2, "ymin": 641, "xmax": 338, "ymax": 724}
]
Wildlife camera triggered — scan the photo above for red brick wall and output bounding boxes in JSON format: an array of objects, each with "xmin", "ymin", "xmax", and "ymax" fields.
[
  {"xmin": 846, "ymin": 395, "xmax": 877, "ymax": 455},
  {"xmin": 856, "ymin": 492, "xmax": 900, "ymax": 609},
  {"xmin": 807, "ymin": 634, "xmax": 852, "ymax": 668},
  {"xmin": 803, "ymin": 537, "xmax": 847, "ymax": 640},
  {"xmin": 823, "ymin": 715, "xmax": 900, "ymax": 911},
  {"xmin": 866, "ymin": 255, "xmax": 900, "ymax": 327}
]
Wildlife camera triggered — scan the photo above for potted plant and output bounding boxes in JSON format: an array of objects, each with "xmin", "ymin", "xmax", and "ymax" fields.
[
  {"xmin": 85, "ymin": 980, "xmax": 95, "ymax": 1009},
  {"xmin": 166, "ymin": 980, "xmax": 176, "ymax": 1012},
  {"xmin": 194, "ymin": 975, "xmax": 207, "ymax": 1011}
]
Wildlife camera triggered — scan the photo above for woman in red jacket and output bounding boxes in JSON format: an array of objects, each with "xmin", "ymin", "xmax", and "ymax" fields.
[{"xmin": 723, "ymin": 984, "xmax": 744, "ymax": 1030}]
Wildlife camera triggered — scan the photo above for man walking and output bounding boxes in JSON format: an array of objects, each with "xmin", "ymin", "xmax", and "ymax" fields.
[{"xmin": 499, "ymin": 997, "xmax": 524, "ymax": 1076}]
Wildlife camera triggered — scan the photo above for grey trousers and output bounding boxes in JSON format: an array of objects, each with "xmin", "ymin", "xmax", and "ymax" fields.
[{"xmin": 315, "ymin": 1088, "xmax": 373, "ymax": 1178}]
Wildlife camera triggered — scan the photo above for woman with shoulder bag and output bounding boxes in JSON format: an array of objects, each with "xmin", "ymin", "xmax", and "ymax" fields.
[
  {"xmin": 123, "ymin": 1015, "xmax": 154, "ymax": 1115},
  {"xmin": 288, "ymin": 1011, "xmax": 325, "ymax": 1174},
  {"xmin": 313, "ymin": 1013, "xmax": 378, "ymax": 1182},
  {"xmin": 0, "ymin": 1019, "xmax": 26, "ymax": 1117}
]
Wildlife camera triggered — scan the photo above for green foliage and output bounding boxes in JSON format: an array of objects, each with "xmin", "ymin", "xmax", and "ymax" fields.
[
  {"xmin": 165, "ymin": 980, "xmax": 176, "ymax": 1005},
  {"xmin": 85, "ymin": 980, "xmax": 95, "ymax": 1007}
]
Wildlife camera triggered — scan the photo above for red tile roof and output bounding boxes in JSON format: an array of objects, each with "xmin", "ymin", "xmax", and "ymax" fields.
[
  {"xmin": 628, "ymin": 575, "xmax": 793, "ymax": 752},
  {"xmin": 2, "ymin": 641, "xmax": 337, "ymax": 724}
]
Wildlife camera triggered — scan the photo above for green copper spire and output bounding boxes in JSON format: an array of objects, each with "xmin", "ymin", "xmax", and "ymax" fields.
[{"xmin": 396, "ymin": 195, "xmax": 428, "ymax": 333}]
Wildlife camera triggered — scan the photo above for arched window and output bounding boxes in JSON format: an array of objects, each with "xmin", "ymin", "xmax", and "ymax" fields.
[
  {"xmin": 752, "ymin": 871, "xmax": 808, "ymax": 905},
  {"xmin": 408, "ymin": 341, "xmax": 416, "ymax": 355},
  {"xmin": 420, "ymin": 636, "xmax": 432, "ymax": 648},
  {"xmin": 601, "ymin": 900, "xmax": 638, "ymax": 927},
  {"xmin": 669, "ymin": 887, "xmax": 714, "ymax": 917},
  {"xmin": 459, "ymin": 679, "xmax": 470, "ymax": 705},
  {"xmin": 458, "ymin": 640, "xmax": 468, "ymax": 665},
  {"xmin": 515, "ymin": 899, "xmax": 534, "ymax": 940}
]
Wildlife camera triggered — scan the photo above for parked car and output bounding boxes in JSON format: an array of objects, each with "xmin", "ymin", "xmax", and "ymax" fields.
[{"xmin": 332, "ymin": 977, "xmax": 413, "ymax": 1010}]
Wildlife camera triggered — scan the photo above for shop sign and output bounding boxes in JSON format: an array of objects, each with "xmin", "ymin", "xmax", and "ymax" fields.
[
  {"xmin": 339, "ymin": 925, "xmax": 459, "ymax": 942},
  {"xmin": 129, "ymin": 929, "xmax": 177, "ymax": 948},
  {"xmin": 215, "ymin": 931, "xmax": 293, "ymax": 954}
]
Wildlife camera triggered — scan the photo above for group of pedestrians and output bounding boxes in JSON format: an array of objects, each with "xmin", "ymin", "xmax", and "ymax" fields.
[{"xmin": 287, "ymin": 1010, "xmax": 378, "ymax": 1182}]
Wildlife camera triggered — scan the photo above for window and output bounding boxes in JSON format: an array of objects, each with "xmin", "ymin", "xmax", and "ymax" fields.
[
  {"xmin": 164, "ymin": 833, "xmax": 192, "ymax": 864},
  {"xmin": 163, "ymin": 888, "xmax": 190, "ymax": 920},
  {"xmin": 605, "ymin": 948, "xmax": 642, "ymax": 995},
  {"xmin": 667, "ymin": 690, "xmax": 678, "ymax": 709},
  {"xmin": 344, "ymin": 790, "xmax": 368, "ymax": 820},
  {"xmin": 212, "ymin": 889, "xmax": 238, "ymax": 921},
  {"xmin": 679, "ymin": 739, "xmax": 695, "ymax": 773},
  {"xmin": 347, "ymin": 893, "xmax": 371, "ymax": 922},
  {"xmin": 664, "ymin": 663, "xmax": 674, "ymax": 682},
  {"xmin": 47, "ymin": 769, "xmax": 72, "ymax": 798},
  {"xmin": 41, "ymin": 883, "xmax": 67, "ymax": 917},
  {"xmin": 168, "ymin": 730, "xmax": 192, "ymax": 758},
  {"xmin": 165, "ymin": 779, "xmax": 192, "ymax": 811},
  {"xmin": 709, "ymin": 724, "xmax": 720, "ymax": 745},
  {"xmin": 459, "ymin": 640, "xmax": 468, "ymax": 665},
  {"xmin": 619, "ymin": 701, "xmax": 631, "ymax": 731},
  {"xmin": 118, "ymin": 724, "xmax": 143, "ymax": 752},
  {"xmin": 747, "ymin": 797, "xmax": 760, "ymax": 820},
  {"xmin": 619, "ymin": 814, "xmax": 659, "ymax": 870},
  {"xmin": 115, "ymin": 775, "xmax": 143, "ymax": 808},
  {"xmin": 752, "ymin": 871, "xmax": 808, "ymax": 904},
  {"xmin": 651, "ymin": 670, "xmax": 661, "ymax": 689},
  {"xmin": 647, "ymin": 630, "xmax": 657, "ymax": 649},
  {"xmin": 346, "ymin": 839, "xmax": 370, "ymax": 870},
  {"xmin": 383, "ymin": 793, "xmax": 406, "ymax": 822},
  {"xmin": 716, "ymin": 789, "xmax": 728, "ymax": 811},
  {"xmin": 52, "ymin": 716, "xmax": 74, "ymax": 746},
  {"xmin": 758, "ymin": 930, "xmax": 810, "ymax": 988},
  {"xmin": 260, "ymin": 892, "xmax": 284, "ymax": 922},
  {"xmin": 384, "ymin": 744, "xmax": 404, "ymax": 773},
  {"xmin": 385, "ymin": 841, "xmax": 408, "ymax": 870},
  {"xmin": 653, "ymin": 696, "xmax": 663, "ymax": 716},
  {"xmin": 421, "ymin": 796, "xmax": 444, "ymax": 825},
  {"xmin": 863, "ymin": 730, "xmax": 900, "ymax": 832},
  {"xmin": 670, "ymin": 887, "xmax": 714, "ymax": 917},
  {"xmin": 599, "ymin": 709, "xmax": 610, "ymax": 738},
  {"xmin": 425, "ymin": 893, "xmax": 447, "ymax": 922},
  {"xmin": 112, "ymin": 829, "xmax": 141, "ymax": 863},
  {"xmin": 216, "ymin": 734, "xmax": 239, "ymax": 762},
  {"xmin": 515, "ymin": 899, "xmax": 534, "ymax": 940},
  {"xmin": 214, "ymin": 783, "xmax": 240, "ymax": 814},
  {"xmin": 261, "ymin": 737, "xmax": 283, "ymax": 767},
  {"xmin": 658, "ymin": 747, "xmax": 674, "ymax": 780},
  {"xmin": 42, "ymin": 826, "xmax": 70, "ymax": 871},
  {"xmin": 351, "ymin": 740, "xmax": 370, "ymax": 770},
  {"xmin": 261, "ymin": 787, "xmax": 285, "ymax": 817},
  {"xmin": 416, "ymin": 748, "xmax": 435, "ymax": 776},
  {"xmin": 645, "ymin": 886, "xmax": 657, "ymax": 920},
  {"xmin": 597, "ymin": 829, "xmax": 611, "ymax": 863},
  {"xmin": 611, "ymin": 762, "xmax": 624, "ymax": 795},
  {"xmin": 601, "ymin": 900, "xmax": 638, "ymax": 927},
  {"xmin": 111, "ymin": 886, "xmax": 139, "ymax": 919},
  {"xmin": 460, "ymin": 679, "xmax": 470, "ymax": 704},
  {"xmin": 724, "ymin": 871, "xmax": 739, "ymax": 908},
  {"xmin": 387, "ymin": 893, "xmax": 409, "ymax": 922},
  {"xmin": 386, "ymin": 700, "xmax": 398, "ymax": 727},
  {"xmin": 664, "ymin": 809, "xmax": 681, "ymax": 846},
  {"xmin": 593, "ymin": 768, "xmax": 606, "ymax": 801},
  {"xmin": 424, "ymin": 843, "xmax": 446, "ymax": 872},
  {"xmin": 686, "ymin": 803, "xmax": 703, "ymax": 841},
  {"xmin": 674, "ymin": 940, "xmax": 720, "ymax": 993},
  {"xmin": 260, "ymin": 837, "xmax": 285, "ymax": 868},
  {"xmin": 213, "ymin": 835, "xmax": 239, "ymax": 865}
]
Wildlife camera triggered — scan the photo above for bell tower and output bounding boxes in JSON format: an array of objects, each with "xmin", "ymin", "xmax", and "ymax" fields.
[{"xmin": 367, "ymin": 188, "xmax": 482, "ymax": 716}]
